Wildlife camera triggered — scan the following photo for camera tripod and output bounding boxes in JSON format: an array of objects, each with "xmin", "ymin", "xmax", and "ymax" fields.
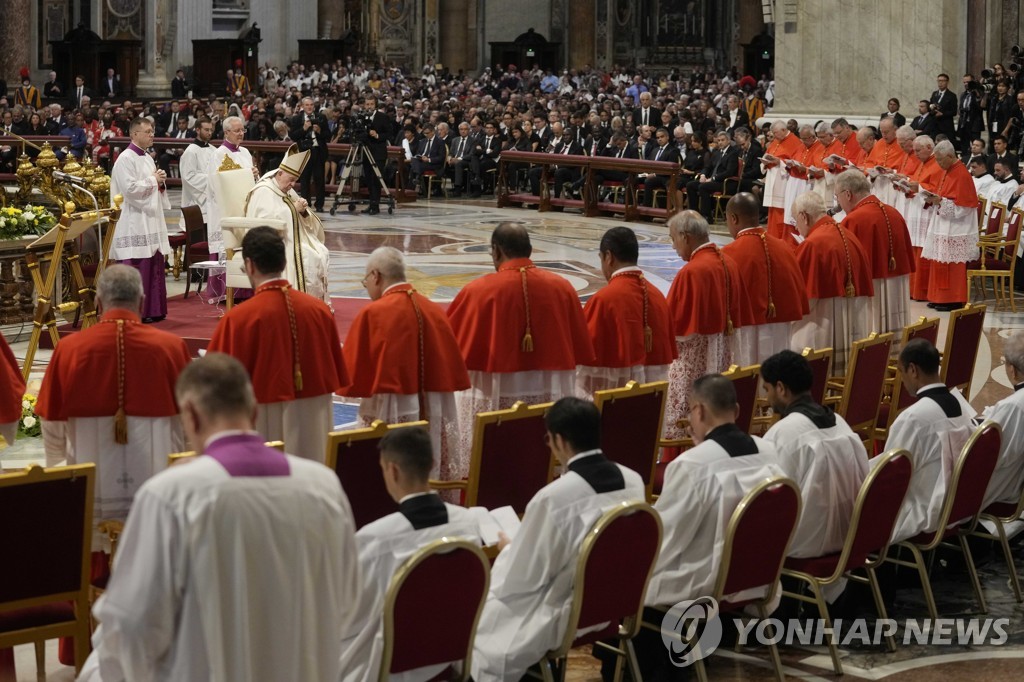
[{"xmin": 329, "ymin": 141, "xmax": 395, "ymax": 215}]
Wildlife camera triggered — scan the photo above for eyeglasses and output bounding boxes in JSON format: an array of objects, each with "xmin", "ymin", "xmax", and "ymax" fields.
[{"xmin": 361, "ymin": 270, "xmax": 377, "ymax": 287}]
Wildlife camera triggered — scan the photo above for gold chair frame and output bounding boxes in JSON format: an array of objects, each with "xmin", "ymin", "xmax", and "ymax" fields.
[
  {"xmin": 0, "ymin": 464, "xmax": 95, "ymax": 676},
  {"xmin": 325, "ymin": 420, "xmax": 428, "ymax": 467},
  {"xmin": 533, "ymin": 502, "xmax": 662, "ymax": 682},
  {"xmin": 430, "ymin": 401, "xmax": 555, "ymax": 505},
  {"xmin": 781, "ymin": 449, "xmax": 913, "ymax": 673},
  {"xmin": 976, "ymin": 194, "xmax": 987, "ymax": 232},
  {"xmin": 378, "ymin": 538, "xmax": 490, "ymax": 682},
  {"xmin": 593, "ymin": 380, "xmax": 668, "ymax": 501},
  {"xmin": 939, "ymin": 303, "xmax": 986, "ymax": 396},
  {"xmin": 825, "ymin": 332, "xmax": 894, "ymax": 442},
  {"xmin": 883, "ymin": 421, "xmax": 1001, "ymax": 620},
  {"xmin": 641, "ymin": 476, "xmax": 802, "ymax": 682},
  {"xmin": 968, "ymin": 206, "xmax": 1023, "ymax": 311},
  {"xmin": 971, "ymin": 486, "xmax": 1024, "ymax": 603},
  {"xmin": 875, "ymin": 318, "xmax": 940, "ymax": 445}
]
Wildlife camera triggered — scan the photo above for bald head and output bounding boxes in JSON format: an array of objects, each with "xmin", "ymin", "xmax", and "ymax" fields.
[
  {"xmin": 725, "ymin": 192, "xmax": 761, "ymax": 235},
  {"xmin": 856, "ymin": 127, "xmax": 876, "ymax": 152},
  {"xmin": 491, "ymin": 222, "xmax": 532, "ymax": 261}
]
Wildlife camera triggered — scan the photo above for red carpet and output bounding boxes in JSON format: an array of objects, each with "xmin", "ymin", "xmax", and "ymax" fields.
[{"xmin": 43, "ymin": 294, "xmax": 374, "ymax": 356}]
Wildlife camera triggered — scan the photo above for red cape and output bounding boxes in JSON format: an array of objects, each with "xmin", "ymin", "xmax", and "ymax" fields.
[
  {"xmin": 865, "ymin": 138, "xmax": 907, "ymax": 170},
  {"xmin": 912, "ymin": 156, "xmax": 943, "ymax": 190},
  {"xmin": 582, "ymin": 270, "xmax": 677, "ymax": 368},
  {"xmin": 722, "ymin": 228, "xmax": 809, "ymax": 325},
  {"xmin": 447, "ymin": 258, "xmax": 595, "ymax": 372},
  {"xmin": 667, "ymin": 244, "xmax": 746, "ymax": 337},
  {"xmin": 341, "ymin": 283, "xmax": 470, "ymax": 396},
  {"xmin": 796, "ymin": 217, "xmax": 875, "ymax": 300},
  {"xmin": 0, "ymin": 334, "xmax": 24, "ymax": 423},
  {"xmin": 842, "ymin": 196, "xmax": 916, "ymax": 278},
  {"xmin": 842, "ymin": 135, "xmax": 865, "ymax": 166},
  {"xmin": 207, "ymin": 280, "xmax": 349, "ymax": 403},
  {"xmin": 767, "ymin": 131, "xmax": 803, "ymax": 165},
  {"xmin": 786, "ymin": 141, "xmax": 824, "ymax": 180},
  {"xmin": 37, "ymin": 310, "xmax": 189, "ymax": 420},
  {"xmin": 936, "ymin": 160, "xmax": 980, "ymax": 208},
  {"xmin": 897, "ymin": 152, "xmax": 921, "ymax": 176}
]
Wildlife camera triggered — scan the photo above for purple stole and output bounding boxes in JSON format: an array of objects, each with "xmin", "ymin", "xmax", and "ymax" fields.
[{"xmin": 205, "ymin": 433, "xmax": 290, "ymax": 477}]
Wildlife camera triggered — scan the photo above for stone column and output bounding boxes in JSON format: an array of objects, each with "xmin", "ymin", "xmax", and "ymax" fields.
[
  {"xmin": 0, "ymin": 0, "xmax": 32, "ymax": 85},
  {"xmin": 135, "ymin": 0, "xmax": 168, "ymax": 97},
  {"xmin": 567, "ymin": 0, "xmax": 595, "ymax": 68},
  {"xmin": 966, "ymin": 0, "xmax": 986, "ymax": 77},
  {"xmin": 773, "ymin": 0, "xmax": 967, "ymax": 118},
  {"xmin": 319, "ymin": 0, "xmax": 346, "ymax": 38}
]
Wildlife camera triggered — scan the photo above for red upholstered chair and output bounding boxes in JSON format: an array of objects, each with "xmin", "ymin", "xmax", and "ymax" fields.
[
  {"xmin": 533, "ymin": 502, "xmax": 662, "ymax": 682},
  {"xmin": 782, "ymin": 449, "xmax": 913, "ymax": 673},
  {"xmin": 801, "ymin": 347, "xmax": 833, "ymax": 406},
  {"xmin": 982, "ymin": 201, "xmax": 1006, "ymax": 238},
  {"xmin": 643, "ymin": 476, "xmax": 801, "ymax": 682},
  {"xmin": 326, "ymin": 421, "xmax": 427, "ymax": 530},
  {"xmin": 594, "ymin": 381, "xmax": 668, "ymax": 501},
  {"xmin": 432, "ymin": 401, "xmax": 554, "ymax": 514},
  {"xmin": 874, "ymin": 318, "xmax": 940, "ymax": 447},
  {"xmin": 940, "ymin": 303, "xmax": 986, "ymax": 396},
  {"xmin": 825, "ymin": 332, "xmax": 894, "ymax": 444},
  {"xmin": 0, "ymin": 464, "xmax": 95, "ymax": 677},
  {"xmin": 884, "ymin": 421, "xmax": 1002, "ymax": 620},
  {"xmin": 180, "ymin": 205, "xmax": 211, "ymax": 298},
  {"xmin": 379, "ymin": 538, "xmax": 489, "ymax": 681},
  {"xmin": 968, "ymin": 208, "xmax": 1023, "ymax": 310}
]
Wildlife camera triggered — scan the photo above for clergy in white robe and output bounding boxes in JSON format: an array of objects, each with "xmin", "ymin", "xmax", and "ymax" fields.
[
  {"xmin": 109, "ymin": 118, "xmax": 171, "ymax": 320},
  {"xmin": 970, "ymin": 154, "xmax": 996, "ymax": 199},
  {"xmin": 177, "ymin": 118, "xmax": 216, "ymax": 231},
  {"xmin": 339, "ymin": 426, "xmax": 486, "ymax": 682},
  {"xmin": 987, "ymin": 159, "xmax": 1020, "ymax": 208},
  {"xmin": 761, "ymin": 350, "xmax": 868, "ymax": 559},
  {"xmin": 79, "ymin": 354, "xmax": 361, "ymax": 682},
  {"xmin": 244, "ymin": 149, "xmax": 331, "ymax": 304},
  {"xmin": 471, "ymin": 398, "xmax": 645, "ymax": 681},
  {"xmin": 880, "ymin": 339, "xmax": 976, "ymax": 543},
  {"xmin": 205, "ymin": 116, "xmax": 255, "ymax": 256},
  {"xmin": 978, "ymin": 333, "xmax": 1024, "ymax": 507},
  {"xmin": 36, "ymin": 266, "xmax": 190, "ymax": 553}
]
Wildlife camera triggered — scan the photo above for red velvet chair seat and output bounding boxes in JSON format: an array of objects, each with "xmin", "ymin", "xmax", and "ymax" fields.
[
  {"xmin": 984, "ymin": 500, "xmax": 1019, "ymax": 518},
  {"xmin": 0, "ymin": 603, "xmax": 74, "ymax": 633},
  {"xmin": 966, "ymin": 258, "xmax": 1010, "ymax": 271},
  {"xmin": 189, "ymin": 241, "xmax": 209, "ymax": 256},
  {"xmin": 168, "ymin": 234, "xmax": 187, "ymax": 248}
]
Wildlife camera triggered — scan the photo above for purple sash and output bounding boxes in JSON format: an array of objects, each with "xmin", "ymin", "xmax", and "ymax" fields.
[{"xmin": 204, "ymin": 434, "xmax": 290, "ymax": 477}]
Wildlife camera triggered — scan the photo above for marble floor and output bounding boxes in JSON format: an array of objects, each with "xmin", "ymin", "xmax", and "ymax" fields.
[{"xmin": 6, "ymin": 192, "xmax": 1024, "ymax": 680}]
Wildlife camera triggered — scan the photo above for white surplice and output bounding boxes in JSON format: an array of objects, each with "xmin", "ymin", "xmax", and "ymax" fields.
[
  {"xmin": 79, "ymin": 454, "xmax": 361, "ymax": 682},
  {"xmin": 43, "ymin": 415, "xmax": 183, "ymax": 551},
  {"xmin": 339, "ymin": 503, "xmax": 485, "ymax": 682},
  {"xmin": 978, "ymin": 386, "xmax": 1024, "ymax": 507},
  {"xmin": 921, "ymin": 200, "xmax": 979, "ymax": 265},
  {"xmin": 357, "ymin": 392, "xmax": 462, "ymax": 481},
  {"xmin": 790, "ymin": 295, "xmax": 873, "ymax": 376},
  {"xmin": 870, "ymin": 274, "xmax": 911, "ymax": 341},
  {"xmin": 177, "ymin": 141, "xmax": 216, "ymax": 230},
  {"xmin": 881, "ymin": 386, "xmax": 976, "ymax": 543},
  {"xmin": 762, "ymin": 163, "xmax": 788, "ymax": 210},
  {"xmin": 646, "ymin": 439, "xmax": 782, "ymax": 607},
  {"xmin": 256, "ymin": 393, "xmax": 333, "ymax": 463},
  {"xmin": 973, "ymin": 174, "xmax": 996, "ymax": 198},
  {"xmin": 109, "ymin": 149, "xmax": 171, "ymax": 260},
  {"xmin": 206, "ymin": 143, "xmax": 254, "ymax": 254},
  {"xmin": 763, "ymin": 410, "xmax": 868, "ymax": 558},
  {"xmin": 471, "ymin": 461, "xmax": 645, "ymax": 681},
  {"xmin": 986, "ymin": 178, "xmax": 1019, "ymax": 209},
  {"xmin": 735, "ymin": 322, "xmax": 793, "ymax": 366},
  {"xmin": 574, "ymin": 364, "xmax": 670, "ymax": 399}
]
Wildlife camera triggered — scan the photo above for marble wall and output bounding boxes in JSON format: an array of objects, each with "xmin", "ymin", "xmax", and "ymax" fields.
[
  {"xmin": 482, "ymin": 0, "xmax": 551, "ymax": 58},
  {"xmin": 773, "ymin": 0, "xmax": 968, "ymax": 118}
]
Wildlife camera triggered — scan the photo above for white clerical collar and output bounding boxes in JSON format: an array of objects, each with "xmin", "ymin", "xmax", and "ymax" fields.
[
  {"xmin": 610, "ymin": 265, "xmax": 642, "ymax": 278},
  {"xmin": 691, "ymin": 241, "xmax": 717, "ymax": 257},
  {"xmin": 399, "ymin": 491, "xmax": 439, "ymax": 504},
  {"xmin": 204, "ymin": 429, "xmax": 262, "ymax": 449},
  {"xmin": 916, "ymin": 382, "xmax": 947, "ymax": 396},
  {"xmin": 382, "ymin": 282, "xmax": 408, "ymax": 294},
  {"xmin": 567, "ymin": 448, "xmax": 603, "ymax": 465}
]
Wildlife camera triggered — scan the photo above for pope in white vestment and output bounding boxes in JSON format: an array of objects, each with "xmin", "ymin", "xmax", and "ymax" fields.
[
  {"xmin": 245, "ymin": 149, "xmax": 331, "ymax": 304},
  {"xmin": 79, "ymin": 434, "xmax": 361, "ymax": 682},
  {"xmin": 340, "ymin": 495, "xmax": 486, "ymax": 682},
  {"xmin": 471, "ymin": 448, "xmax": 644, "ymax": 681}
]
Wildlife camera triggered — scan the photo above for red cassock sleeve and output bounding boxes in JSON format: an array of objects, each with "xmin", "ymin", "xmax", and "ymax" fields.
[
  {"xmin": 37, "ymin": 321, "xmax": 189, "ymax": 421},
  {"xmin": 0, "ymin": 334, "xmax": 25, "ymax": 423},
  {"xmin": 447, "ymin": 262, "xmax": 595, "ymax": 372},
  {"xmin": 208, "ymin": 289, "xmax": 348, "ymax": 403},
  {"xmin": 341, "ymin": 289, "xmax": 469, "ymax": 396},
  {"xmin": 796, "ymin": 219, "xmax": 876, "ymax": 300}
]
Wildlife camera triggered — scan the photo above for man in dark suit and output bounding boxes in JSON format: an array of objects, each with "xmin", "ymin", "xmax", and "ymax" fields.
[
  {"xmin": 929, "ymin": 73, "xmax": 957, "ymax": 144},
  {"xmin": 360, "ymin": 95, "xmax": 391, "ymax": 215},
  {"xmin": 409, "ymin": 123, "xmax": 445, "ymax": 195},
  {"xmin": 956, "ymin": 76, "xmax": 984, "ymax": 154},
  {"xmin": 911, "ymin": 100, "xmax": 938, "ymax": 139},
  {"xmin": 157, "ymin": 100, "xmax": 185, "ymax": 137},
  {"xmin": 171, "ymin": 69, "xmax": 189, "ymax": 99},
  {"xmin": 101, "ymin": 68, "xmax": 120, "ymax": 99},
  {"xmin": 42, "ymin": 71, "xmax": 63, "ymax": 100},
  {"xmin": 470, "ymin": 120, "xmax": 503, "ymax": 197},
  {"xmin": 291, "ymin": 97, "xmax": 330, "ymax": 212},
  {"xmin": 735, "ymin": 126, "xmax": 765, "ymax": 193},
  {"xmin": 591, "ymin": 132, "xmax": 638, "ymax": 192},
  {"xmin": 527, "ymin": 122, "xmax": 582, "ymax": 198},
  {"xmin": 724, "ymin": 94, "xmax": 751, "ymax": 132},
  {"xmin": 533, "ymin": 115, "xmax": 554, "ymax": 150},
  {"xmin": 68, "ymin": 75, "xmax": 92, "ymax": 111},
  {"xmin": 447, "ymin": 121, "xmax": 478, "ymax": 196},
  {"xmin": 686, "ymin": 130, "xmax": 740, "ymax": 219},
  {"xmin": 43, "ymin": 103, "xmax": 68, "ymax": 136},
  {"xmin": 641, "ymin": 127, "xmax": 682, "ymax": 207},
  {"xmin": 632, "ymin": 91, "xmax": 662, "ymax": 130},
  {"xmin": 989, "ymin": 134, "xmax": 1020, "ymax": 182},
  {"xmin": 158, "ymin": 116, "xmax": 193, "ymax": 173}
]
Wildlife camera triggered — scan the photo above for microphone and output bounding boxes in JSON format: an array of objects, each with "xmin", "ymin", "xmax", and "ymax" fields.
[{"xmin": 53, "ymin": 171, "xmax": 88, "ymax": 186}]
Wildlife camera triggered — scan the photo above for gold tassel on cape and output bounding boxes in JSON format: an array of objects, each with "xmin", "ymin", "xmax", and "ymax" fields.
[
  {"xmin": 644, "ymin": 325, "xmax": 653, "ymax": 353},
  {"xmin": 114, "ymin": 408, "xmax": 128, "ymax": 445},
  {"xmin": 519, "ymin": 267, "xmax": 535, "ymax": 352},
  {"xmin": 521, "ymin": 331, "xmax": 534, "ymax": 352},
  {"xmin": 767, "ymin": 301, "xmax": 777, "ymax": 319},
  {"xmin": 845, "ymin": 281, "xmax": 856, "ymax": 298},
  {"xmin": 889, "ymin": 255, "xmax": 897, "ymax": 271},
  {"xmin": 294, "ymin": 367, "xmax": 303, "ymax": 392},
  {"xmin": 726, "ymin": 316, "xmax": 735, "ymax": 336}
]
